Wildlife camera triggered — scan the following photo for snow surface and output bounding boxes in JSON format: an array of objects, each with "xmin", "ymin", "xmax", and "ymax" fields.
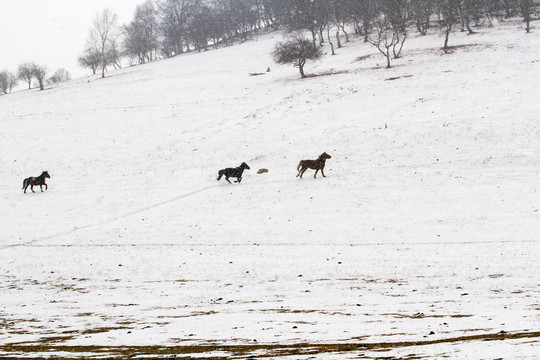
[{"xmin": 1, "ymin": 21, "xmax": 539, "ymax": 359}]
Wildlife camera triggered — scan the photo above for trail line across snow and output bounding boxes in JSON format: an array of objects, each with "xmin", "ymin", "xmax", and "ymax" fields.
[
  {"xmin": 2, "ymin": 175, "xmax": 323, "ymax": 251},
  {"xmin": 0, "ymin": 184, "xmax": 219, "ymax": 251},
  {"xmin": 13, "ymin": 238, "xmax": 538, "ymax": 248}
]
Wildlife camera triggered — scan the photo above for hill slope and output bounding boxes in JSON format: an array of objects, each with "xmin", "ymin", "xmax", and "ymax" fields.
[{"xmin": 1, "ymin": 22, "xmax": 539, "ymax": 358}]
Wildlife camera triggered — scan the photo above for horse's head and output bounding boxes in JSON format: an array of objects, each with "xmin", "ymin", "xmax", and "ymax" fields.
[
  {"xmin": 42, "ymin": 171, "xmax": 50, "ymax": 178},
  {"xmin": 241, "ymin": 162, "xmax": 250, "ymax": 170},
  {"xmin": 319, "ymin": 152, "xmax": 332, "ymax": 160}
]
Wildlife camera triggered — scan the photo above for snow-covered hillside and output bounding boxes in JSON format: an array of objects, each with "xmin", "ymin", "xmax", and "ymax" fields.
[{"xmin": 1, "ymin": 21, "xmax": 539, "ymax": 359}]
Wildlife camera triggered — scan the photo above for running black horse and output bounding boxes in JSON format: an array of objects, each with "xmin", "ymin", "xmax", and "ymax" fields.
[
  {"xmin": 22, "ymin": 171, "xmax": 50, "ymax": 193},
  {"xmin": 217, "ymin": 162, "xmax": 250, "ymax": 184}
]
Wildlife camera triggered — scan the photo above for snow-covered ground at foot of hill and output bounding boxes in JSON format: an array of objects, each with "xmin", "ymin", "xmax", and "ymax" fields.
[{"xmin": 0, "ymin": 20, "xmax": 539, "ymax": 359}]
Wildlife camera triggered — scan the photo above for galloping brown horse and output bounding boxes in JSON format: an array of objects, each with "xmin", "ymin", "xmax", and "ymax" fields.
[
  {"xmin": 22, "ymin": 171, "xmax": 50, "ymax": 193},
  {"xmin": 296, "ymin": 152, "xmax": 332, "ymax": 179}
]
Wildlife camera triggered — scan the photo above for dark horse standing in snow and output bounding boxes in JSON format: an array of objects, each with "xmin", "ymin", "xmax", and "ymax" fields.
[
  {"xmin": 22, "ymin": 171, "xmax": 50, "ymax": 193},
  {"xmin": 296, "ymin": 152, "xmax": 332, "ymax": 179},
  {"xmin": 217, "ymin": 162, "xmax": 250, "ymax": 184}
]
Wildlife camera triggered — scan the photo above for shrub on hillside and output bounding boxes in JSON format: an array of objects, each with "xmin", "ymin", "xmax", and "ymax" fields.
[{"xmin": 272, "ymin": 36, "xmax": 323, "ymax": 78}]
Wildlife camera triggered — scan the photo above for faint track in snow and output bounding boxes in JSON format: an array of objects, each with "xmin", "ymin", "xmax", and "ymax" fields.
[
  {"xmin": 0, "ymin": 176, "xmax": 318, "ymax": 251},
  {"xmin": 13, "ymin": 238, "xmax": 538, "ymax": 248},
  {"xmin": 0, "ymin": 184, "xmax": 219, "ymax": 251}
]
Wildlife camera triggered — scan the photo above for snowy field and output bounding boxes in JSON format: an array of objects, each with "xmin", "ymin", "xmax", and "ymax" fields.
[{"xmin": 1, "ymin": 20, "xmax": 539, "ymax": 359}]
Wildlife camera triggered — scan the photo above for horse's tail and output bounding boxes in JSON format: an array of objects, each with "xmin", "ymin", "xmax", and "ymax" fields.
[
  {"xmin": 217, "ymin": 170, "xmax": 223, "ymax": 181},
  {"xmin": 22, "ymin": 178, "xmax": 27, "ymax": 190},
  {"xmin": 297, "ymin": 161, "xmax": 303, "ymax": 171}
]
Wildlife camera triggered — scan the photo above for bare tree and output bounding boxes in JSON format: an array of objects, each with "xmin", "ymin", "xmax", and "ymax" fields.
[
  {"xmin": 124, "ymin": 1, "xmax": 160, "ymax": 64},
  {"xmin": 107, "ymin": 39, "xmax": 123, "ymax": 70},
  {"xmin": 518, "ymin": 0, "xmax": 533, "ymax": 32},
  {"xmin": 313, "ymin": 0, "xmax": 331, "ymax": 46},
  {"xmin": 329, "ymin": 0, "xmax": 352, "ymax": 46},
  {"xmin": 438, "ymin": 0, "xmax": 460, "ymax": 49},
  {"xmin": 0, "ymin": 72, "xmax": 8, "ymax": 94},
  {"xmin": 158, "ymin": 0, "xmax": 195, "ymax": 57},
  {"xmin": 78, "ymin": 47, "xmax": 101, "ymax": 74},
  {"xmin": 351, "ymin": 0, "xmax": 379, "ymax": 42},
  {"xmin": 206, "ymin": 7, "xmax": 227, "ymax": 48},
  {"xmin": 87, "ymin": 8, "xmax": 120, "ymax": 78},
  {"xmin": 272, "ymin": 36, "xmax": 323, "ymax": 78},
  {"xmin": 381, "ymin": 0, "xmax": 408, "ymax": 59},
  {"xmin": 17, "ymin": 63, "xmax": 34, "ymax": 89},
  {"xmin": 224, "ymin": 0, "xmax": 261, "ymax": 42},
  {"xmin": 272, "ymin": 0, "xmax": 320, "ymax": 47},
  {"xmin": 0, "ymin": 71, "xmax": 18, "ymax": 94},
  {"xmin": 186, "ymin": 4, "xmax": 213, "ymax": 51},
  {"xmin": 411, "ymin": 0, "xmax": 433, "ymax": 35},
  {"xmin": 31, "ymin": 64, "xmax": 47, "ymax": 91},
  {"xmin": 368, "ymin": 15, "xmax": 400, "ymax": 68},
  {"xmin": 0, "ymin": 72, "xmax": 10, "ymax": 94},
  {"xmin": 458, "ymin": 0, "xmax": 483, "ymax": 34},
  {"xmin": 8, "ymin": 72, "xmax": 17, "ymax": 92},
  {"xmin": 48, "ymin": 68, "xmax": 71, "ymax": 85}
]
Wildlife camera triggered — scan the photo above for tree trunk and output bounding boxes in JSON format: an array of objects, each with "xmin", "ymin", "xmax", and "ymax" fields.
[
  {"xmin": 462, "ymin": 11, "xmax": 475, "ymax": 34},
  {"xmin": 340, "ymin": 25, "xmax": 349, "ymax": 42},
  {"xmin": 416, "ymin": 19, "xmax": 427, "ymax": 35},
  {"xmin": 444, "ymin": 24, "xmax": 452, "ymax": 49},
  {"xmin": 393, "ymin": 32, "xmax": 406, "ymax": 59},
  {"xmin": 299, "ymin": 66, "xmax": 306, "ymax": 78},
  {"xmin": 101, "ymin": 41, "xmax": 106, "ymax": 78},
  {"xmin": 299, "ymin": 60, "xmax": 306, "ymax": 78},
  {"xmin": 353, "ymin": 22, "xmax": 360, "ymax": 35},
  {"xmin": 327, "ymin": 27, "xmax": 335, "ymax": 55},
  {"xmin": 363, "ymin": 19, "xmax": 370, "ymax": 42},
  {"xmin": 336, "ymin": 31, "xmax": 342, "ymax": 48},
  {"xmin": 466, "ymin": 21, "xmax": 475, "ymax": 34}
]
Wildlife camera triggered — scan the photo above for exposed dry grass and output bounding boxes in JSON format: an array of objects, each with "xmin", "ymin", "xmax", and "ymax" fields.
[{"xmin": 1, "ymin": 330, "xmax": 538, "ymax": 359}]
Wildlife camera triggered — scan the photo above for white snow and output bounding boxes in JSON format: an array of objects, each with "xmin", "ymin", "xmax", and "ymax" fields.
[{"xmin": 0, "ymin": 21, "xmax": 539, "ymax": 359}]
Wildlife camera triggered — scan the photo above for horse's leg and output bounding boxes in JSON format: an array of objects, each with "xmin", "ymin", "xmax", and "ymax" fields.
[
  {"xmin": 40, "ymin": 185, "xmax": 43, "ymax": 192},
  {"xmin": 313, "ymin": 169, "xmax": 319, "ymax": 178},
  {"xmin": 321, "ymin": 168, "xmax": 326, "ymax": 177},
  {"xmin": 225, "ymin": 176, "xmax": 231, "ymax": 184},
  {"xmin": 30, "ymin": 185, "xmax": 35, "ymax": 193},
  {"xmin": 45, "ymin": 183, "xmax": 48, "ymax": 190},
  {"xmin": 237, "ymin": 177, "xmax": 242, "ymax": 183},
  {"xmin": 299, "ymin": 167, "xmax": 307, "ymax": 179}
]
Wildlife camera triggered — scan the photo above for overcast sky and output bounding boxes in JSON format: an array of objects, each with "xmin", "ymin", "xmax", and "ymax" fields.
[{"xmin": 0, "ymin": 0, "xmax": 141, "ymax": 78}]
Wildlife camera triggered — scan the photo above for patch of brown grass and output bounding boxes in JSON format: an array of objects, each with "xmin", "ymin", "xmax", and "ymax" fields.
[{"xmin": 1, "ymin": 331, "xmax": 538, "ymax": 359}]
